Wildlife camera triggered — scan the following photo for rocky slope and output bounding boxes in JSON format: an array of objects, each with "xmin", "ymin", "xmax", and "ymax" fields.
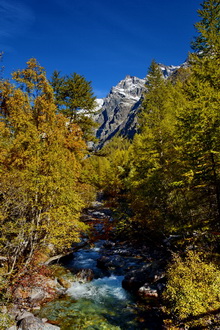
[{"xmin": 94, "ymin": 63, "xmax": 181, "ymax": 149}]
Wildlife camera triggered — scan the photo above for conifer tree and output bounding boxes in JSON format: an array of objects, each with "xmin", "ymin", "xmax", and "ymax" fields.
[
  {"xmin": 190, "ymin": 0, "xmax": 220, "ymax": 89},
  {"xmin": 0, "ymin": 59, "xmax": 87, "ymax": 274},
  {"xmin": 127, "ymin": 61, "xmax": 179, "ymax": 234},
  {"xmin": 175, "ymin": 0, "xmax": 220, "ymax": 228},
  {"xmin": 174, "ymin": 74, "xmax": 220, "ymax": 228},
  {"xmin": 50, "ymin": 70, "xmax": 65, "ymax": 109},
  {"xmin": 191, "ymin": 0, "xmax": 220, "ymax": 56},
  {"xmin": 51, "ymin": 71, "xmax": 97, "ymax": 142}
]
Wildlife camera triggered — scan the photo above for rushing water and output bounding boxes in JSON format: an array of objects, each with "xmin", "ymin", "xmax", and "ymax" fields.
[
  {"xmin": 37, "ymin": 202, "xmax": 164, "ymax": 330},
  {"xmin": 37, "ymin": 241, "xmax": 153, "ymax": 329}
]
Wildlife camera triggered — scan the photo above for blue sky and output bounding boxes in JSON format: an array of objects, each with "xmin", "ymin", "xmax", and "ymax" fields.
[{"xmin": 1, "ymin": 0, "xmax": 202, "ymax": 98}]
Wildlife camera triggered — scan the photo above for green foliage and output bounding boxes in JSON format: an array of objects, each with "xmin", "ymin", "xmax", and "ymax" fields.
[
  {"xmin": 121, "ymin": 1, "xmax": 220, "ymax": 235},
  {"xmin": 81, "ymin": 137, "xmax": 132, "ymax": 197},
  {"xmin": 51, "ymin": 71, "xmax": 96, "ymax": 115},
  {"xmin": 164, "ymin": 251, "xmax": 220, "ymax": 320},
  {"xmin": 81, "ymin": 155, "xmax": 111, "ymax": 189},
  {"xmin": 51, "ymin": 71, "xmax": 97, "ymax": 141},
  {"xmin": 174, "ymin": 73, "xmax": 220, "ymax": 228},
  {"xmin": 191, "ymin": 0, "xmax": 220, "ymax": 56},
  {"xmin": 144, "ymin": 59, "xmax": 164, "ymax": 91},
  {"xmin": 126, "ymin": 61, "xmax": 181, "ymax": 234}
]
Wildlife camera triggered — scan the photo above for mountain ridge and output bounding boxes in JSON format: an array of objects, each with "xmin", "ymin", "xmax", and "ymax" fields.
[{"xmin": 94, "ymin": 63, "xmax": 183, "ymax": 149}]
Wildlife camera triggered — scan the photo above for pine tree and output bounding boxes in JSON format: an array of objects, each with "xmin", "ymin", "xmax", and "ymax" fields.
[
  {"xmin": 51, "ymin": 71, "xmax": 97, "ymax": 142},
  {"xmin": 127, "ymin": 61, "xmax": 179, "ymax": 234},
  {"xmin": 174, "ymin": 66, "xmax": 220, "ymax": 228},
  {"xmin": 190, "ymin": 0, "xmax": 220, "ymax": 90},
  {"xmin": 174, "ymin": 0, "xmax": 220, "ymax": 228},
  {"xmin": 145, "ymin": 59, "xmax": 164, "ymax": 90},
  {"xmin": 191, "ymin": 0, "xmax": 220, "ymax": 56},
  {"xmin": 50, "ymin": 70, "xmax": 65, "ymax": 109}
]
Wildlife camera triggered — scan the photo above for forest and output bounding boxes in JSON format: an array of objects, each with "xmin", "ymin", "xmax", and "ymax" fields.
[{"xmin": 0, "ymin": 0, "xmax": 219, "ymax": 328}]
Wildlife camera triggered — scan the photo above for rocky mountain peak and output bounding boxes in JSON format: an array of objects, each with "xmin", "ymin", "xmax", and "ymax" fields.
[
  {"xmin": 109, "ymin": 75, "xmax": 146, "ymax": 102},
  {"xmin": 95, "ymin": 75, "xmax": 146, "ymax": 148},
  {"xmin": 94, "ymin": 63, "xmax": 182, "ymax": 149},
  {"xmin": 158, "ymin": 63, "xmax": 180, "ymax": 78}
]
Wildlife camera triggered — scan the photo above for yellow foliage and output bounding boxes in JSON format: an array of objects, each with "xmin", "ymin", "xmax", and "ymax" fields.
[
  {"xmin": 0, "ymin": 59, "xmax": 88, "ymax": 273},
  {"xmin": 164, "ymin": 251, "xmax": 220, "ymax": 320}
]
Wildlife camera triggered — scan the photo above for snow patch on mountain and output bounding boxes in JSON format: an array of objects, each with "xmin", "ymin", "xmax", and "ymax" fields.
[
  {"xmin": 159, "ymin": 64, "xmax": 180, "ymax": 78},
  {"xmin": 94, "ymin": 63, "xmax": 182, "ymax": 149}
]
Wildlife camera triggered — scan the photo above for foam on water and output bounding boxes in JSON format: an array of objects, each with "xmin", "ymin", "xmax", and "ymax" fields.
[{"xmin": 67, "ymin": 275, "xmax": 128, "ymax": 303}]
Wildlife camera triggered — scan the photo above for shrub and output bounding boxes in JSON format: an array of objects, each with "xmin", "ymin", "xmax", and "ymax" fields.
[
  {"xmin": 163, "ymin": 251, "xmax": 220, "ymax": 320},
  {"xmin": 0, "ymin": 312, "xmax": 13, "ymax": 330}
]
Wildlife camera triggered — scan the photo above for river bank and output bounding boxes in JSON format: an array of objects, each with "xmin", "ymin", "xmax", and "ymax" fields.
[{"xmin": 5, "ymin": 199, "xmax": 170, "ymax": 329}]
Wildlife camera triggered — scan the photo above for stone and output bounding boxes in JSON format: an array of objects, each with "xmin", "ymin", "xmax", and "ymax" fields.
[
  {"xmin": 156, "ymin": 282, "xmax": 166, "ymax": 293},
  {"xmin": 113, "ymin": 248, "xmax": 132, "ymax": 256},
  {"xmin": 95, "ymin": 76, "xmax": 146, "ymax": 148},
  {"xmin": 13, "ymin": 275, "xmax": 58, "ymax": 307},
  {"xmin": 29, "ymin": 288, "xmax": 46, "ymax": 303},
  {"xmin": 96, "ymin": 256, "xmax": 109, "ymax": 269},
  {"xmin": 97, "ymin": 255, "xmax": 125, "ymax": 270},
  {"xmin": 103, "ymin": 241, "xmax": 115, "ymax": 249},
  {"xmin": 57, "ymin": 277, "xmax": 71, "ymax": 289},
  {"xmin": 43, "ymin": 324, "xmax": 60, "ymax": 329},
  {"xmin": 92, "ymin": 211, "xmax": 106, "ymax": 218},
  {"xmin": 138, "ymin": 284, "xmax": 158, "ymax": 298},
  {"xmin": 16, "ymin": 311, "xmax": 34, "ymax": 321},
  {"xmin": 13, "ymin": 287, "xmax": 30, "ymax": 300},
  {"xmin": 9, "ymin": 309, "xmax": 60, "ymax": 330},
  {"xmin": 74, "ymin": 268, "xmax": 94, "ymax": 282},
  {"xmin": 122, "ymin": 262, "xmax": 164, "ymax": 293},
  {"xmin": 90, "ymin": 201, "xmax": 103, "ymax": 208},
  {"xmin": 17, "ymin": 315, "xmax": 44, "ymax": 329},
  {"xmin": 1, "ymin": 305, "xmax": 7, "ymax": 313},
  {"xmin": 44, "ymin": 254, "xmax": 65, "ymax": 265},
  {"xmin": 7, "ymin": 305, "xmax": 22, "ymax": 321},
  {"xmin": 94, "ymin": 65, "xmax": 180, "ymax": 149}
]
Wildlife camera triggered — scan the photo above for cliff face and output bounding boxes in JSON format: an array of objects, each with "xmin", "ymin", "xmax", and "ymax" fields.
[
  {"xmin": 95, "ymin": 64, "xmax": 181, "ymax": 148},
  {"xmin": 95, "ymin": 75, "xmax": 146, "ymax": 148}
]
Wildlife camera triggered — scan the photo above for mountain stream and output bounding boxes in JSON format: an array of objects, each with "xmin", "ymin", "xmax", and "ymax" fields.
[{"xmin": 37, "ymin": 203, "xmax": 163, "ymax": 329}]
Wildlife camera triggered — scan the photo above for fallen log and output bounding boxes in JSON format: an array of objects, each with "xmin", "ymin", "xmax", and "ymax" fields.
[{"xmin": 44, "ymin": 254, "xmax": 66, "ymax": 265}]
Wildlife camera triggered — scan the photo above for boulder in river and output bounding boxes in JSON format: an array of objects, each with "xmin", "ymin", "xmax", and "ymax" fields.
[
  {"xmin": 57, "ymin": 277, "xmax": 71, "ymax": 289},
  {"xmin": 97, "ymin": 255, "xmax": 125, "ymax": 271},
  {"xmin": 17, "ymin": 314, "xmax": 60, "ymax": 329},
  {"xmin": 122, "ymin": 262, "xmax": 165, "ymax": 293},
  {"xmin": 7, "ymin": 308, "xmax": 61, "ymax": 330},
  {"xmin": 138, "ymin": 284, "xmax": 159, "ymax": 298},
  {"xmin": 74, "ymin": 268, "xmax": 94, "ymax": 282}
]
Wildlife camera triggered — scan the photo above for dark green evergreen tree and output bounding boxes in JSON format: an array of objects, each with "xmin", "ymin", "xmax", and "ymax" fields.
[
  {"xmin": 191, "ymin": 0, "xmax": 220, "ymax": 56},
  {"xmin": 50, "ymin": 70, "xmax": 65, "ymax": 109},
  {"xmin": 50, "ymin": 71, "xmax": 97, "ymax": 141}
]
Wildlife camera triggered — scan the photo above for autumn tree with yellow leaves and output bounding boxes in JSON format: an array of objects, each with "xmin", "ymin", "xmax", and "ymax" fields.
[{"xmin": 0, "ymin": 59, "xmax": 87, "ymax": 275}]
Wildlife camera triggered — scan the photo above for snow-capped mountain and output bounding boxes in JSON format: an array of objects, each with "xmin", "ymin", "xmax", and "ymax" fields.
[
  {"xmin": 95, "ymin": 75, "xmax": 146, "ymax": 148},
  {"xmin": 159, "ymin": 64, "xmax": 180, "ymax": 78},
  {"xmin": 94, "ymin": 64, "xmax": 181, "ymax": 149}
]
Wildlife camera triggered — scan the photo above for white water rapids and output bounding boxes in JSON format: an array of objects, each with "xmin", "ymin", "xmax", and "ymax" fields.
[{"xmin": 67, "ymin": 275, "xmax": 128, "ymax": 303}]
